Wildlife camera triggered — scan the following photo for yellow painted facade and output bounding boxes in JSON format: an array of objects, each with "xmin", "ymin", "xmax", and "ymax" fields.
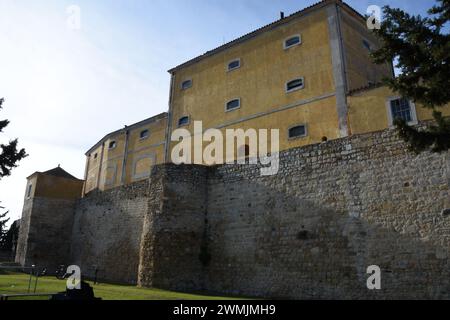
[
  {"xmin": 25, "ymin": 168, "xmax": 84, "ymax": 200},
  {"xmin": 339, "ymin": 8, "xmax": 393, "ymax": 91},
  {"xmin": 348, "ymin": 86, "xmax": 450, "ymax": 135},
  {"xmin": 165, "ymin": 0, "xmax": 395, "ymax": 164},
  {"xmin": 79, "ymin": 0, "xmax": 450, "ymax": 193},
  {"xmin": 84, "ymin": 113, "xmax": 167, "ymax": 194}
]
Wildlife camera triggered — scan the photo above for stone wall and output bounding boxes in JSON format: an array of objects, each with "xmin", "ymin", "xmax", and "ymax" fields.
[
  {"xmin": 138, "ymin": 165, "xmax": 208, "ymax": 291},
  {"xmin": 15, "ymin": 197, "xmax": 76, "ymax": 270},
  {"xmin": 16, "ymin": 126, "xmax": 450, "ymax": 299},
  {"xmin": 15, "ymin": 200, "xmax": 31, "ymax": 266},
  {"xmin": 70, "ymin": 180, "xmax": 149, "ymax": 284},
  {"xmin": 204, "ymin": 129, "xmax": 450, "ymax": 299}
]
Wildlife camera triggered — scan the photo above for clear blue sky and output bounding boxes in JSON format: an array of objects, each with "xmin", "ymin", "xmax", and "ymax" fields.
[{"xmin": 0, "ymin": 0, "xmax": 437, "ymax": 224}]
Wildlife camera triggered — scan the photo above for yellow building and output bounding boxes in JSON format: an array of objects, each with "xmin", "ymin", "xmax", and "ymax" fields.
[
  {"xmin": 84, "ymin": 113, "xmax": 167, "ymax": 194},
  {"xmin": 165, "ymin": 0, "xmax": 450, "ymax": 164},
  {"xmin": 82, "ymin": 0, "xmax": 450, "ymax": 191},
  {"xmin": 165, "ymin": 0, "xmax": 394, "ymax": 163},
  {"xmin": 25, "ymin": 166, "xmax": 84, "ymax": 201},
  {"xmin": 347, "ymin": 85, "xmax": 450, "ymax": 135}
]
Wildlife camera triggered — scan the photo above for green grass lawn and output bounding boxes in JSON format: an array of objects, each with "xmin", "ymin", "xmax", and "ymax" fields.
[{"xmin": 0, "ymin": 272, "xmax": 245, "ymax": 300}]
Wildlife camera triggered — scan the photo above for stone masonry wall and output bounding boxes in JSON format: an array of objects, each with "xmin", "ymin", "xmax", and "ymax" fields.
[
  {"xmin": 27, "ymin": 126, "xmax": 449, "ymax": 299},
  {"xmin": 15, "ymin": 197, "xmax": 76, "ymax": 270},
  {"xmin": 15, "ymin": 199, "xmax": 32, "ymax": 266},
  {"xmin": 138, "ymin": 165, "xmax": 208, "ymax": 292},
  {"xmin": 70, "ymin": 180, "xmax": 149, "ymax": 284},
  {"xmin": 204, "ymin": 129, "xmax": 450, "ymax": 299}
]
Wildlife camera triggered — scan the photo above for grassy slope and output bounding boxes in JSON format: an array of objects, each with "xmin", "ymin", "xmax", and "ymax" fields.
[{"xmin": 0, "ymin": 273, "xmax": 244, "ymax": 300}]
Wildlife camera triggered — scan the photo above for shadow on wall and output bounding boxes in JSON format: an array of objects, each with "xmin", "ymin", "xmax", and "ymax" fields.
[
  {"xmin": 75, "ymin": 128, "xmax": 450, "ymax": 299},
  {"xmin": 195, "ymin": 131, "xmax": 450, "ymax": 299},
  {"xmin": 203, "ymin": 177, "xmax": 450, "ymax": 299}
]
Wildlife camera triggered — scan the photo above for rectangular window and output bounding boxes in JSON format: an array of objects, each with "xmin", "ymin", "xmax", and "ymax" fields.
[
  {"xmin": 288, "ymin": 125, "xmax": 307, "ymax": 139},
  {"xmin": 286, "ymin": 78, "xmax": 305, "ymax": 93},
  {"xmin": 284, "ymin": 35, "xmax": 301, "ymax": 49},
  {"xmin": 27, "ymin": 184, "xmax": 32, "ymax": 198},
  {"xmin": 227, "ymin": 59, "xmax": 240, "ymax": 72},
  {"xmin": 225, "ymin": 98, "xmax": 241, "ymax": 112},
  {"xmin": 390, "ymin": 98, "xmax": 412, "ymax": 123},
  {"xmin": 181, "ymin": 79, "xmax": 192, "ymax": 90}
]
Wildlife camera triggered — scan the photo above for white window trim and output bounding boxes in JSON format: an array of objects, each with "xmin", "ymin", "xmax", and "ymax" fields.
[
  {"xmin": 385, "ymin": 97, "xmax": 418, "ymax": 128},
  {"xmin": 225, "ymin": 98, "xmax": 241, "ymax": 112},
  {"xmin": 227, "ymin": 58, "xmax": 241, "ymax": 72},
  {"xmin": 181, "ymin": 79, "xmax": 193, "ymax": 90},
  {"xmin": 285, "ymin": 77, "xmax": 305, "ymax": 93},
  {"xmin": 178, "ymin": 115, "xmax": 191, "ymax": 127},
  {"xmin": 288, "ymin": 124, "xmax": 308, "ymax": 140},
  {"xmin": 284, "ymin": 34, "xmax": 302, "ymax": 50}
]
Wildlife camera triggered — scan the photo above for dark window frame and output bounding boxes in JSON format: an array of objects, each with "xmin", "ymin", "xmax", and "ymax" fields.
[
  {"xmin": 284, "ymin": 35, "xmax": 301, "ymax": 49},
  {"xmin": 140, "ymin": 129, "xmax": 150, "ymax": 140},
  {"xmin": 227, "ymin": 59, "xmax": 241, "ymax": 72},
  {"xmin": 225, "ymin": 98, "xmax": 241, "ymax": 112},
  {"xmin": 390, "ymin": 98, "xmax": 413, "ymax": 123},
  {"xmin": 288, "ymin": 124, "xmax": 308, "ymax": 140},
  {"xmin": 178, "ymin": 116, "xmax": 190, "ymax": 127},
  {"xmin": 286, "ymin": 77, "xmax": 305, "ymax": 93},
  {"xmin": 181, "ymin": 79, "xmax": 193, "ymax": 90}
]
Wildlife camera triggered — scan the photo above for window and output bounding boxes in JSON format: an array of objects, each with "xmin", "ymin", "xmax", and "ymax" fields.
[
  {"xmin": 387, "ymin": 98, "xmax": 417, "ymax": 126},
  {"xmin": 288, "ymin": 124, "xmax": 307, "ymax": 139},
  {"xmin": 109, "ymin": 141, "xmax": 117, "ymax": 149},
  {"xmin": 140, "ymin": 129, "xmax": 149, "ymax": 139},
  {"xmin": 225, "ymin": 98, "xmax": 241, "ymax": 112},
  {"xmin": 284, "ymin": 35, "xmax": 301, "ymax": 49},
  {"xmin": 286, "ymin": 78, "xmax": 305, "ymax": 93},
  {"xmin": 94, "ymin": 153, "xmax": 98, "ymax": 159},
  {"xmin": 26, "ymin": 184, "xmax": 32, "ymax": 198},
  {"xmin": 181, "ymin": 79, "xmax": 192, "ymax": 90},
  {"xmin": 362, "ymin": 39, "xmax": 372, "ymax": 51},
  {"xmin": 178, "ymin": 116, "xmax": 190, "ymax": 127},
  {"xmin": 227, "ymin": 59, "xmax": 240, "ymax": 71}
]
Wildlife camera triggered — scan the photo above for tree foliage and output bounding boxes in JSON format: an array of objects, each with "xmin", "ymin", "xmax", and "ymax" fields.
[
  {"xmin": 0, "ymin": 98, "xmax": 27, "ymax": 249},
  {"xmin": 0, "ymin": 203, "xmax": 10, "ymax": 250},
  {"xmin": 0, "ymin": 98, "xmax": 27, "ymax": 178},
  {"xmin": 371, "ymin": 0, "xmax": 450, "ymax": 153}
]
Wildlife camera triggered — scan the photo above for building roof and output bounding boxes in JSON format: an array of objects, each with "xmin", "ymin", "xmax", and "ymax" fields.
[
  {"xmin": 85, "ymin": 112, "xmax": 168, "ymax": 155},
  {"xmin": 168, "ymin": 0, "xmax": 365, "ymax": 73},
  {"xmin": 27, "ymin": 166, "xmax": 82, "ymax": 181}
]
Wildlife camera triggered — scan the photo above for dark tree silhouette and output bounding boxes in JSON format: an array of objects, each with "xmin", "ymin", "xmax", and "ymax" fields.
[
  {"xmin": 371, "ymin": 0, "xmax": 450, "ymax": 152},
  {"xmin": 0, "ymin": 217, "xmax": 19, "ymax": 251},
  {"xmin": 0, "ymin": 98, "xmax": 27, "ymax": 248},
  {"xmin": 1, "ymin": 98, "xmax": 27, "ymax": 177},
  {"xmin": 0, "ymin": 203, "xmax": 10, "ymax": 250}
]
